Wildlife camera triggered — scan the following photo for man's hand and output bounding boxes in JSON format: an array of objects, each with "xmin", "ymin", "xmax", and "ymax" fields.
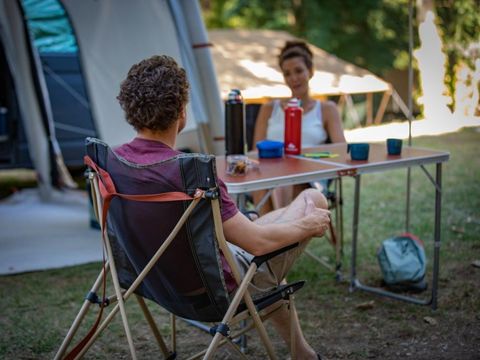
[
  {"xmin": 303, "ymin": 196, "xmax": 331, "ymax": 237},
  {"xmin": 223, "ymin": 189, "xmax": 331, "ymax": 256}
]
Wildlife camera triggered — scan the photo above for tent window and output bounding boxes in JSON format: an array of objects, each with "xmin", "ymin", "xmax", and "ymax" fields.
[{"xmin": 21, "ymin": 0, "xmax": 78, "ymax": 53}]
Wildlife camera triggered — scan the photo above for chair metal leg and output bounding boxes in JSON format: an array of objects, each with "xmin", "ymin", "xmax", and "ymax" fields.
[
  {"xmin": 171, "ymin": 314, "xmax": 176, "ymax": 353},
  {"xmin": 103, "ymin": 233, "xmax": 137, "ymax": 360},
  {"xmin": 135, "ymin": 295, "xmax": 172, "ymax": 359},
  {"xmin": 224, "ymin": 338, "xmax": 249, "ymax": 359},
  {"xmin": 54, "ymin": 264, "xmax": 109, "ymax": 360},
  {"xmin": 239, "ymin": 320, "xmax": 247, "ymax": 353},
  {"xmin": 202, "ymin": 267, "xmax": 256, "ymax": 359},
  {"xmin": 204, "ymin": 265, "xmax": 278, "ymax": 360},
  {"xmin": 74, "ymin": 291, "xmax": 127, "ymax": 358},
  {"xmin": 304, "ymin": 248, "xmax": 334, "ymax": 271},
  {"xmin": 187, "ymin": 301, "xmax": 286, "ymax": 359},
  {"xmin": 289, "ymin": 295, "xmax": 296, "ymax": 360},
  {"xmin": 242, "ymin": 287, "xmax": 278, "ymax": 360}
]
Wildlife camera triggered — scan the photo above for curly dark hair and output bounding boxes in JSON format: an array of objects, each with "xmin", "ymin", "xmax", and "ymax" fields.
[
  {"xmin": 117, "ymin": 55, "xmax": 189, "ymax": 131},
  {"xmin": 278, "ymin": 40, "xmax": 314, "ymax": 72}
]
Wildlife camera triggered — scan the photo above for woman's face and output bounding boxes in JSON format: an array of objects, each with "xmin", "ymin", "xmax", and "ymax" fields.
[{"xmin": 281, "ymin": 56, "xmax": 313, "ymax": 98}]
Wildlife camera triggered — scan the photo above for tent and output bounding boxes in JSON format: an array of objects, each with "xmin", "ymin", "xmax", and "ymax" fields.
[
  {"xmin": 0, "ymin": 0, "xmax": 224, "ymax": 200},
  {"xmin": 209, "ymin": 29, "xmax": 405, "ymax": 126}
]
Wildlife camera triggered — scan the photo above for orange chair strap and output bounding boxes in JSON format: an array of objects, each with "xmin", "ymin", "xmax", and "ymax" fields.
[{"xmin": 84, "ymin": 155, "xmax": 204, "ymax": 230}]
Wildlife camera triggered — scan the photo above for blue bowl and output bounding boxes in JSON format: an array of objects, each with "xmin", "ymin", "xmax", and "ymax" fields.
[{"xmin": 256, "ymin": 140, "xmax": 284, "ymax": 158}]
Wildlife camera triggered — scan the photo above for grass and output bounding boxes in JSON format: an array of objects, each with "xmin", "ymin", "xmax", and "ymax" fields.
[{"xmin": 0, "ymin": 126, "xmax": 479, "ymax": 359}]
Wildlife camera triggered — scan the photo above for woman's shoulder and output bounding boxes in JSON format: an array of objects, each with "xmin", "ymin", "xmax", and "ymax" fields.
[
  {"xmin": 263, "ymin": 98, "xmax": 285, "ymax": 109},
  {"xmin": 256, "ymin": 100, "xmax": 278, "ymax": 124},
  {"xmin": 262, "ymin": 100, "xmax": 276, "ymax": 109},
  {"xmin": 319, "ymin": 99, "xmax": 337, "ymax": 110},
  {"xmin": 260, "ymin": 99, "xmax": 284, "ymax": 115},
  {"xmin": 320, "ymin": 100, "xmax": 340, "ymax": 117}
]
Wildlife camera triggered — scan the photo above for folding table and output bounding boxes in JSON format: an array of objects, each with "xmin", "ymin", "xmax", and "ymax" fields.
[{"xmin": 217, "ymin": 143, "xmax": 449, "ymax": 309}]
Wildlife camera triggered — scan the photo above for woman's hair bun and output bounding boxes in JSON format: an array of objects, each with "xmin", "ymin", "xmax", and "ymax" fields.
[{"xmin": 278, "ymin": 40, "xmax": 313, "ymax": 70}]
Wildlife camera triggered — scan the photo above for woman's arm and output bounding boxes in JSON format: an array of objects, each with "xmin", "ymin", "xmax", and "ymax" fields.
[
  {"xmin": 252, "ymin": 101, "xmax": 274, "ymax": 149},
  {"xmin": 322, "ymin": 100, "xmax": 346, "ymax": 143}
]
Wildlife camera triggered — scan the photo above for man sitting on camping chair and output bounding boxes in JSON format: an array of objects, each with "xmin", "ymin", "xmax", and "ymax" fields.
[{"xmin": 115, "ymin": 55, "xmax": 331, "ymax": 360}]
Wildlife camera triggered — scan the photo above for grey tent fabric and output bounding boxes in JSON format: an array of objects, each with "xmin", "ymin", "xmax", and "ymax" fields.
[
  {"xmin": 61, "ymin": 0, "xmax": 215, "ymax": 149},
  {"xmin": 0, "ymin": 0, "xmax": 224, "ymax": 199},
  {"xmin": 0, "ymin": 0, "xmax": 53, "ymax": 199}
]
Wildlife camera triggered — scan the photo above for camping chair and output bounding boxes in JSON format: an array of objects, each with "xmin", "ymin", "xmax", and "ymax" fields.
[{"xmin": 55, "ymin": 137, "xmax": 305, "ymax": 359}]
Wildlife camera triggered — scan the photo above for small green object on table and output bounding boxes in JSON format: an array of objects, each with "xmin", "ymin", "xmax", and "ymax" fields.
[{"xmin": 302, "ymin": 152, "xmax": 338, "ymax": 159}]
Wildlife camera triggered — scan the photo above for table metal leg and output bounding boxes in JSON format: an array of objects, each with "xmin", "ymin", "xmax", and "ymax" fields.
[
  {"xmin": 350, "ymin": 164, "xmax": 443, "ymax": 309},
  {"xmin": 338, "ymin": 177, "xmax": 344, "ymax": 257},
  {"xmin": 334, "ymin": 177, "xmax": 344, "ymax": 281},
  {"xmin": 349, "ymin": 175, "xmax": 361, "ymax": 292},
  {"xmin": 254, "ymin": 188, "xmax": 274, "ymax": 213},
  {"xmin": 431, "ymin": 163, "xmax": 442, "ymax": 310},
  {"xmin": 236, "ymin": 193, "xmax": 246, "ymax": 212},
  {"xmin": 406, "ymin": 167, "xmax": 412, "ymax": 232}
]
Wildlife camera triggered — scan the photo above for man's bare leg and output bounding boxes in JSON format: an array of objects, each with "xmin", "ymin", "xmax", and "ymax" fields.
[{"xmin": 255, "ymin": 188, "xmax": 327, "ymax": 359}]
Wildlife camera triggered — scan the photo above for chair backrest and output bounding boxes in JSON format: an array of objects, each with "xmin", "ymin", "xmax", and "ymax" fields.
[{"xmin": 85, "ymin": 138, "xmax": 231, "ymax": 322}]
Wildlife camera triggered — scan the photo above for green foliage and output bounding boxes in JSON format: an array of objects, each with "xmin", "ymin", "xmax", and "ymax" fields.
[
  {"xmin": 435, "ymin": 0, "xmax": 480, "ymax": 102},
  {"xmin": 437, "ymin": 0, "xmax": 480, "ymax": 63},
  {"xmin": 296, "ymin": 0, "xmax": 411, "ymax": 75},
  {"xmin": 200, "ymin": 0, "xmax": 480, "ymax": 91},
  {"xmin": 201, "ymin": 0, "xmax": 412, "ymax": 75},
  {"xmin": 201, "ymin": 0, "xmax": 291, "ymax": 29}
]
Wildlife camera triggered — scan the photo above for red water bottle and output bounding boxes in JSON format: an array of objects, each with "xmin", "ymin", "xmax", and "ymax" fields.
[{"xmin": 284, "ymin": 98, "xmax": 302, "ymax": 155}]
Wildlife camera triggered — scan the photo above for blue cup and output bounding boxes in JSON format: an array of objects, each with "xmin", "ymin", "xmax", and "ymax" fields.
[
  {"xmin": 347, "ymin": 143, "xmax": 369, "ymax": 161},
  {"xmin": 386, "ymin": 138, "xmax": 403, "ymax": 155}
]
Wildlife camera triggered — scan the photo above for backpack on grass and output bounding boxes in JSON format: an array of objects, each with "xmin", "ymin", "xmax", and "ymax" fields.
[{"xmin": 377, "ymin": 233, "xmax": 427, "ymax": 292}]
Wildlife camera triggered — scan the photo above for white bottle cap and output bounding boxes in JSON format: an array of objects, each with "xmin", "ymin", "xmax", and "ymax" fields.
[{"xmin": 287, "ymin": 98, "xmax": 300, "ymax": 107}]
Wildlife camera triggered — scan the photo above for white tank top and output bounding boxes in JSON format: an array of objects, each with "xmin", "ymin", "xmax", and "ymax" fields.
[{"xmin": 266, "ymin": 100, "xmax": 328, "ymax": 147}]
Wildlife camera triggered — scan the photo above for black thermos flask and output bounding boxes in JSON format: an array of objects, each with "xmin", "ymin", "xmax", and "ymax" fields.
[{"xmin": 225, "ymin": 89, "xmax": 246, "ymax": 155}]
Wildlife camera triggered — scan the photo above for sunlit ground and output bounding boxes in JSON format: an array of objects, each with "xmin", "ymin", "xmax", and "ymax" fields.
[{"xmin": 345, "ymin": 115, "xmax": 480, "ymax": 143}]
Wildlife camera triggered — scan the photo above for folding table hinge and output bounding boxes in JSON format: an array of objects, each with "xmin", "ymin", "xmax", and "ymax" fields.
[
  {"xmin": 85, "ymin": 291, "xmax": 110, "ymax": 307},
  {"xmin": 209, "ymin": 323, "xmax": 230, "ymax": 337},
  {"xmin": 337, "ymin": 168, "xmax": 357, "ymax": 177}
]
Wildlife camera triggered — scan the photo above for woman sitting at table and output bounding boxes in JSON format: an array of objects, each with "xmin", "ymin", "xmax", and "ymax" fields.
[{"xmin": 252, "ymin": 40, "xmax": 346, "ymax": 213}]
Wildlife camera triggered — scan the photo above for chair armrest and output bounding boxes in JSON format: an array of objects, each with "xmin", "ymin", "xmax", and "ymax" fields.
[{"xmin": 251, "ymin": 243, "xmax": 299, "ymax": 267}]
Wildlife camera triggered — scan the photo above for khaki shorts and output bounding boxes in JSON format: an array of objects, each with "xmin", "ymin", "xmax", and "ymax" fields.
[{"xmin": 227, "ymin": 241, "xmax": 309, "ymax": 294}]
